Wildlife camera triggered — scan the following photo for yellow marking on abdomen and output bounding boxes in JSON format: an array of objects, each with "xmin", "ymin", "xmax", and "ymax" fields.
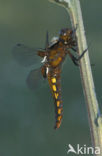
[
  {"xmin": 55, "ymin": 93, "xmax": 59, "ymax": 99},
  {"xmin": 52, "ymin": 85, "xmax": 57, "ymax": 92},
  {"xmin": 51, "ymin": 78, "xmax": 56, "ymax": 83},
  {"xmin": 57, "ymin": 116, "xmax": 62, "ymax": 121},
  {"xmin": 57, "ymin": 101, "xmax": 60, "ymax": 107},
  {"xmin": 58, "ymin": 108, "xmax": 62, "ymax": 114}
]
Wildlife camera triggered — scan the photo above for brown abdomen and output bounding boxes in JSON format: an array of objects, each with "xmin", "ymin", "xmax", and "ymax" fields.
[{"xmin": 47, "ymin": 67, "xmax": 63, "ymax": 129}]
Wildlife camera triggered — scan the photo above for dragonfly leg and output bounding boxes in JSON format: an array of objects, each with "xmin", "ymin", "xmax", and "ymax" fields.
[
  {"xmin": 77, "ymin": 48, "xmax": 88, "ymax": 61},
  {"xmin": 71, "ymin": 47, "xmax": 78, "ymax": 52},
  {"xmin": 72, "ymin": 24, "xmax": 78, "ymax": 39},
  {"xmin": 68, "ymin": 51, "xmax": 79, "ymax": 66},
  {"xmin": 67, "ymin": 48, "xmax": 88, "ymax": 66}
]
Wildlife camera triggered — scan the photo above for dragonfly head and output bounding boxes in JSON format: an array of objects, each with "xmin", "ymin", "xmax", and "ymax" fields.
[{"xmin": 59, "ymin": 28, "xmax": 73, "ymax": 45}]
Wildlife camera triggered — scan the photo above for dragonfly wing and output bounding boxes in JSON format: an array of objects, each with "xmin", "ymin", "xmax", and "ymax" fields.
[
  {"xmin": 26, "ymin": 68, "xmax": 46, "ymax": 90},
  {"xmin": 49, "ymin": 36, "xmax": 59, "ymax": 49},
  {"xmin": 12, "ymin": 43, "xmax": 44, "ymax": 67}
]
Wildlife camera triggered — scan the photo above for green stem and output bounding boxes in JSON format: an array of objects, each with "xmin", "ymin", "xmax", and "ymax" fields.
[{"xmin": 49, "ymin": 0, "xmax": 102, "ymax": 155}]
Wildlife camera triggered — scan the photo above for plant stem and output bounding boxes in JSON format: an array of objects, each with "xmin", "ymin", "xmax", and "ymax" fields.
[{"xmin": 49, "ymin": 0, "xmax": 102, "ymax": 155}]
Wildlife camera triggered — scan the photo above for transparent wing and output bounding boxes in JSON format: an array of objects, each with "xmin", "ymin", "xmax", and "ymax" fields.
[
  {"xmin": 12, "ymin": 43, "xmax": 44, "ymax": 67},
  {"xmin": 26, "ymin": 68, "xmax": 46, "ymax": 90}
]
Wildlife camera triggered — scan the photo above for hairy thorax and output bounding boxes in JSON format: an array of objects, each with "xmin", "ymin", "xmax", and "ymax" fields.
[{"xmin": 48, "ymin": 43, "xmax": 67, "ymax": 68}]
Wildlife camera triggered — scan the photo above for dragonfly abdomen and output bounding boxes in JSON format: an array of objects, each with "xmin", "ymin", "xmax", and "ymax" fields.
[{"xmin": 47, "ymin": 67, "xmax": 63, "ymax": 129}]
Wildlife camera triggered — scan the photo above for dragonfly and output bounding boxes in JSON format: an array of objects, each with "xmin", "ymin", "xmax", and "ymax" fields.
[{"xmin": 13, "ymin": 28, "xmax": 87, "ymax": 129}]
